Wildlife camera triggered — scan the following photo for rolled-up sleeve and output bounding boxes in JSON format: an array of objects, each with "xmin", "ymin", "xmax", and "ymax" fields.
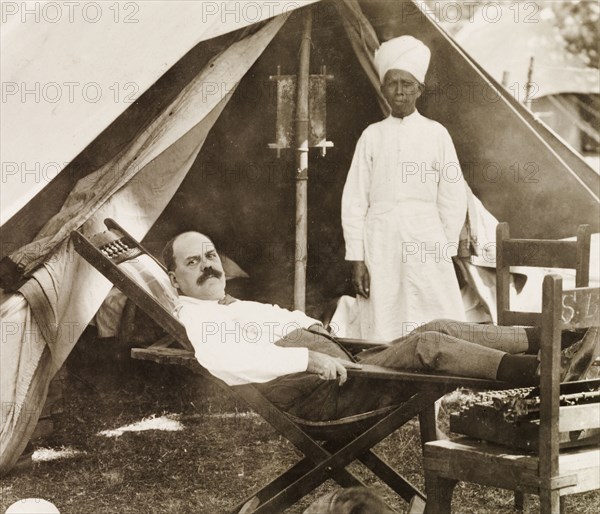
[
  {"xmin": 437, "ymin": 129, "xmax": 467, "ymax": 250},
  {"xmin": 342, "ymin": 132, "xmax": 371, "ymax": 261}
]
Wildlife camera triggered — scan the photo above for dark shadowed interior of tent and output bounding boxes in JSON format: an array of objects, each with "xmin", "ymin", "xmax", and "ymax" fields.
[{"xmin": 144, "ymin": 3, "xmax": 383, "ymax": 312}]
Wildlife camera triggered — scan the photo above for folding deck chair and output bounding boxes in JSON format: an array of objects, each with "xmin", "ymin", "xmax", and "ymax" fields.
[{"xmin": 72, "ymin": 219, "xmax": 510, "ymax": 514}]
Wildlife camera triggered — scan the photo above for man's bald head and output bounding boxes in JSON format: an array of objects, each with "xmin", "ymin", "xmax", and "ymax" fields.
[
  {"xmin": 164, "ymin": 231, "xmax": 226, "ymax": 300},
  {"xmin": 163, "ymin": 232, "xmax": 213, "ymax": 271}
]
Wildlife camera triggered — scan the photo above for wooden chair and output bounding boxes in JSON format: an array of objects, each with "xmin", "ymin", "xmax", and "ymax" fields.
[
  {"xmin": 496, "ymin": 222, "xmax": 593, "ymax": 511},
  {"xmin": 72, "ymin": 218, "xmax": 510, "ymax": 514},
  {"xmin": 496, "ymin": 222, "xmax": 591, "ymax": 327},
  {"xmin": 423, "ymin": 274, "xmax": 600, "ymax": 514}
]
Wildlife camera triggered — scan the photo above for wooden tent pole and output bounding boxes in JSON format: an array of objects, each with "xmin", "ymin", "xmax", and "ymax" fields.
[
  {"xmin": 294, "ymin": 9, "xmax": 313, "ymax": 311},
  {"xmin": 525, "ymin": 56, "xmax": 534, "ymax": 109}
]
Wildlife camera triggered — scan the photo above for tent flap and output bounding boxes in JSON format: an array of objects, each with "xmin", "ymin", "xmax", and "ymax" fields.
[
  {"xmin": 0, "ymin": 13, "xmax": 287, "ymax": 476},
  {"xmin": 9, "ymin": 15, "xmax": 288, "ymax": 276}
]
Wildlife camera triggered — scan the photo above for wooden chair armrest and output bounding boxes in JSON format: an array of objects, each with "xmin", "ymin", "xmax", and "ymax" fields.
[
  {"xmin": 131, "ymin": 347, "xmax": 201, "ymax": 374},
  {"xmin": 132, "ymin": 347, "xmax": 510, "ymax": 391},
  {"xmin": 349, "ymin": 364, "xmax": 511, "ymax": 389}
]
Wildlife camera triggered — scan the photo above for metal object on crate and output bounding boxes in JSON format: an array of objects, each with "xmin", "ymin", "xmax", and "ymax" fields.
[{"xmin": 450, "ymin": 379, "xmax": 600, "ymax": 451}]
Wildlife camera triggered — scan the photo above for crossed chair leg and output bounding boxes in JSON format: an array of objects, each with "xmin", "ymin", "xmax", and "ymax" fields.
[{"xmin": 231, "ymin": 388, "xmax": 445, "ymax": 514}]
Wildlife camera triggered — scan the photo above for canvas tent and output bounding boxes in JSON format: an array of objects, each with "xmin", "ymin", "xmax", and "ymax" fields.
[{"xmin": 1, "ymin": 0, "xmax": 599, "ymax": 477}]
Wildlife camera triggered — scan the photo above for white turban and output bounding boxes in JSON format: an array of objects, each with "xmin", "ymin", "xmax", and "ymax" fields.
[{"xmin": 374, "ymin": 36, "xmax": 431, "ymax": 84}]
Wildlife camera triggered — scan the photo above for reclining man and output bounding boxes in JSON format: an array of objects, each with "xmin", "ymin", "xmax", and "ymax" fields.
[{"xmin": 163, "ymin": 231, "xmax": 598, "ymax": 422}]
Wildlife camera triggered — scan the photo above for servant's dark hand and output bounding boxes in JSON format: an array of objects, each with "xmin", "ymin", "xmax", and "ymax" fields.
[{"xmin": 351, "ymin": 261, "xmax": 370, "ymax": 299}]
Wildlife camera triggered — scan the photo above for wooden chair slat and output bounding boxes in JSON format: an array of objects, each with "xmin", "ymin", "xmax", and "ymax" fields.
[
  {"xmin": 496, "ymin": 222, "xmax": 592, "ymax": 327},
  {"xmin": 501, "ymin": 239, "xmax": 578, "ymax": 268}
]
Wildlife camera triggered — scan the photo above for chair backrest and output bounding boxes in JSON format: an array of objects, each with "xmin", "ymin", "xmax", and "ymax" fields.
[
  {"xmin": 496, "ymin": 222, "xmax": 592, "ymax": 326},
  {"xmin": 72, "ymin": 219, "xmax": 193, "ymax": 352},
  {"xmin": 538, "ymin": 275, "xmax": 599, "ymax": 481}
]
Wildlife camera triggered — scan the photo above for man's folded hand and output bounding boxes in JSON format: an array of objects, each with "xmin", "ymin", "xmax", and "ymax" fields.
[{"xmin": 307, "ymin": 351, "xmax": 362, "ymax": 385}]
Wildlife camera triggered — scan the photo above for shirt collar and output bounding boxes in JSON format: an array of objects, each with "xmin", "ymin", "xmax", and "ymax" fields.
[
  {"xmin": 179, "ymin": 295, "xmax": 220, "ymax": 306},
  {"xmin": 387, "ymin": 109, "xmax": 420, "ymax": 124}
]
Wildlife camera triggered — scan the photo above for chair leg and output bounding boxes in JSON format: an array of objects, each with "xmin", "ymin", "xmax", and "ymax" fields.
[
  {"xmin": 539, "ymin": 489, "xmax": 561, "ymax": 514},
  {"xmin": 515, "ymin": 491, "xmax": 563, "ymax": 513},
  {"xmin": 238, "ymin": 497, "xmax": 260, "ymax": 514},
  {"xmin": 230, "ymin": 458, "xmax": 346, "ymax": 514},
  {"xmin": 423, "ymin": 471, "xmax": 457, "ymax": 514},
  {"xmin": 419, "ymin": 403, "xmax": 438, "ymax": 446},
  {"xmin": 514, "ymin": 491, "xmax": 526, "ymax": 511},
  {"xmin": 408, "ymin": 495, "xmax": 427, "ymax": 514},
  {"xmin": 358, "ymin": 449, "xmax": 425, "ymax": 503}
]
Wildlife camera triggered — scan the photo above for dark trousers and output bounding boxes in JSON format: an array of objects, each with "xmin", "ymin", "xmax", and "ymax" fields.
[{"xmin": 255, "ymin": 320, "xmax": 533, "ymax": 421}]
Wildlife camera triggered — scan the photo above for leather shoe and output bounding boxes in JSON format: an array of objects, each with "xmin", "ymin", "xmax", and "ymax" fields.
[{"xmin": 560, "ymin": 327, "xmax": 599, "ymax": 382}]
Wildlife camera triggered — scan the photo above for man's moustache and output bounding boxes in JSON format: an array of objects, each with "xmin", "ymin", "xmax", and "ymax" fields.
[{"xmin": 197, "ymin": 268, "xmax": 223, "ymax": 285}]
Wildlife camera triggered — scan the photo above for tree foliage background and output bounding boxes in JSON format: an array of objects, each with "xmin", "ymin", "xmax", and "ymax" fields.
[
  {"xmin": 552, "ymin": 0, "xmax": 599, "ymax": 69},
  {"xmin": 421, "ymin": 0, "xmax": 599, "ymax": 69}
]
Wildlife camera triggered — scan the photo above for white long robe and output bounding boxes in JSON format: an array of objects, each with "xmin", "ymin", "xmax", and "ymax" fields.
[{"xmin": 341, "ymin": 110, "xmax": 467, "ymax": 340}]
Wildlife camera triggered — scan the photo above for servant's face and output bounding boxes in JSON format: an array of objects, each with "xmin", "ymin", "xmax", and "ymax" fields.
[
  {"xmin": 381, "ymin": 69, "xmax": 423, "ymax": 118},
  {"xmin": 168, "ymin": 232, "xmax": 226, "ymax": 300}
]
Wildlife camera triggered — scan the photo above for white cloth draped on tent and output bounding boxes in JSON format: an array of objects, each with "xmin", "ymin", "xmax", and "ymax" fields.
[{"xmin": 0, "ymin": 16, "xmax": 287, "ymax": 476}]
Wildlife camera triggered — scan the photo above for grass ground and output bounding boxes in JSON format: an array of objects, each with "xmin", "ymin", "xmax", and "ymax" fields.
[{"xmin": 1, "ymin": 335, "xmax": 599, "ymax": 514}]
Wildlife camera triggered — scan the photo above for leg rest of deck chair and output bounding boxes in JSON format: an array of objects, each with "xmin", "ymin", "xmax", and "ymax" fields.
[
  {"xmin": 231, "ymin": 461, "xmax": 366, "ymax": 514},
  {"xmin": 322, "ymin": 438, "xmax": 425, "ymax": 503},
  {"xmin": 229, "ymin": 386, "xmax": 370, "ymax": 513},
  {"xmin": 232, "ymin": 433, "xmax": 426, "ymax": 513}
]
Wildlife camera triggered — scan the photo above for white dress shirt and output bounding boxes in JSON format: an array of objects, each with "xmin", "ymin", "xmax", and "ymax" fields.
[{"xmin": 176, "ymin": 296, "xmax": 319, "ymax": 385}]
